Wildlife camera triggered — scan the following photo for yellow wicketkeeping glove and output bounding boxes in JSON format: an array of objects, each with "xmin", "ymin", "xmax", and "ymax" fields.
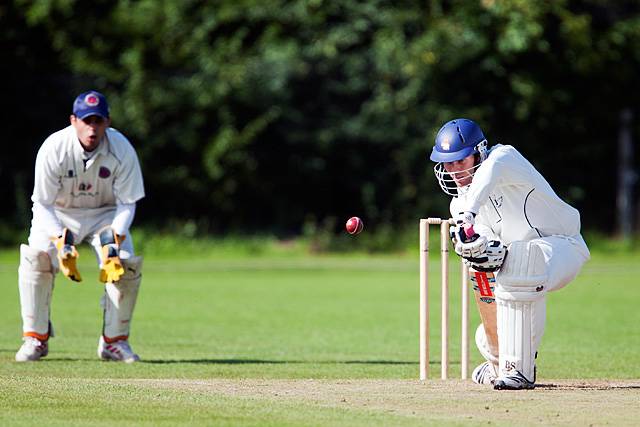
[
  {"xmin": 54, "ymin": 228, "xmax": 82, "ymax": 282},
  {"xmin": 99, "ymin": 228, "xmax": 125, "ymax": 283}
]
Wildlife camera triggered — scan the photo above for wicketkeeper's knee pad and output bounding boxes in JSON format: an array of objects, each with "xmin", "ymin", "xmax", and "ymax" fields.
[
  {"xmin": 495, "ymin": 240, "xmax": 548, "ymax": 302},
  {"xmin": 475, "ymin": 323, "xmax": 499, "ymax": 365},
  {"xmin": 18, "ymin": 244, "xmax": 55, "ymax": 339},
  {"xmin": 496, "ymin": 296, "xmax": 546, "ymax": 383},
  {"xmin": 101, "ymin": 256, "xmax": 142, "ymax": 341}
]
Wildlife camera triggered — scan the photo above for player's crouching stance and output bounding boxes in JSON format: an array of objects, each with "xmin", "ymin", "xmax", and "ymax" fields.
[
  {"xmin": 429, "ymin": 119, "xmax": 590, "ymax": 390},
  {"xmin": 16, "ymin": 91, "xmax": 145, "ymax": 363}
]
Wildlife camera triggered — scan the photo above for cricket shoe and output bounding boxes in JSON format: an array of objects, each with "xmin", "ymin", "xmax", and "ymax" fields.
[
  {"xmin": 98, "ymin": 336, "xmax": 140, "ymax": 363},
  {"xmin": 472, "ymin": 361, "xmax": 498, "ymax": 385},
  {"xmin": 493, "ymin": 368, "xmax": 535, "ymax": 390},
  {"xmin": 15, "ymin": 336, "xmax": 49, "ymax": 362}
]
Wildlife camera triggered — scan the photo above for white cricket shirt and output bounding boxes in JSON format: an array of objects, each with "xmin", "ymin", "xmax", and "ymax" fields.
[
  {"xmin": 450, "ymin": 144, "xmax": 582, "ymax": 245},
  {"xmin": 31, "ymin": 125, "xmax": 144, "ymax": 236}
]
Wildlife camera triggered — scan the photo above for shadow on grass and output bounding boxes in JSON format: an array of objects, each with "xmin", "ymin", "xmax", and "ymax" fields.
[
  {"xmin": 3, "ymin": 355, "xmax": 456, "ymax": 366},
  {"xmin": 141, "ymin": 359, "xmax": 424, "ymax": 365},
  {"xmin": 537, "ymin": 382, "xmax": 640, "ymax": 390}
]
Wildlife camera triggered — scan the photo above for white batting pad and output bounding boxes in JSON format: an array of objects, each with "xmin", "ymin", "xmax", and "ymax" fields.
[
  {"xmin": 495, "ymin": 240, "xmax": 548, "ymax": 300},
  {"xmin": 497, "ymin": 297, "xmax": 546, "ymax": 382},
  {"xmin": 18, "ymin": 244, "xmax": 54, "ymax": 337},
  {"xmin": 475, "ymin": 323, "xmax": 499, "ymax": 365},
  {"xmin": 101, "ymin": 256, "xmax": 143, "ymax": 340}
]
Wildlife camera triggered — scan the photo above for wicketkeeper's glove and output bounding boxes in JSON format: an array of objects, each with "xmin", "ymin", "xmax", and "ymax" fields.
[
  {"xmin": 54, "ymin": 228, "xmax": 82, "ymax": 282},
  {"xmin": 99, "ymin": 228, "xmax": 125, "ymax": 283}
]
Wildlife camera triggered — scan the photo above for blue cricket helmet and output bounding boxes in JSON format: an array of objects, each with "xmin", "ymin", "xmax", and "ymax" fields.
[{"xmin": 430, "ymin": 118, "xmax": 486, "ymax": 163}]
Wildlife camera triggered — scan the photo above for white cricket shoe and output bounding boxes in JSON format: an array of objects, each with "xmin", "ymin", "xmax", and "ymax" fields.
[
  {"xmin": 15, "ymin": 337, "xmax": 49, "ymax": 362},
  {"xmin": 472, "ymin": 361, "xmax": 498, "ymax": 385},
  {"xmin": 493, "ymin": 368, "xmax": 535, "ymax": 390},
  {"xmin": 98, "ymin": 336, "xmax": 140, "ymax": 363}
]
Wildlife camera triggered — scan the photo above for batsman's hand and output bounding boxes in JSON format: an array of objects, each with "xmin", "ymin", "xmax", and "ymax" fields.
[
  {"xmin": 450, "ymin": 223, "xmax": 486, "ymax": 259},
  {"xmin": 455, "ymin": 232, "xmax": 488, "ymax": 259},
  {"xmin": 99, "ymin": 228, "xmax": 125, "ymax": 283},
  {"xmin": 455, "ymin": 211, "xmax": 476, "ymax": 226},
  {"xmin": 54, "ymin": 228, "xmax": 82, "ymax": 282},
  {"xmin": 450, "ymin": 211, "xmax": 481, "ymax": 255},
  {"xmin": 465, "ymin": 240, "xmax": 507, "ymax": 272}
]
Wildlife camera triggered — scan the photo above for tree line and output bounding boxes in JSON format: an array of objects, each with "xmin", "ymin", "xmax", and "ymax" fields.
[{"xmin": 2, "ymin": 0, "xmax": 639, "ymax": 243}]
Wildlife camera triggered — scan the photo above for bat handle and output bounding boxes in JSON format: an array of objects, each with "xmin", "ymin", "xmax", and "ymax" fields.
[{"xmin": 463, "ymin": 224, "xmax": 476, "ymax": 239}]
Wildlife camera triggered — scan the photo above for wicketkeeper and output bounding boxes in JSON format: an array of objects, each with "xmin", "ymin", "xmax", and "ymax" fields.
[
  {"xmin": 16, "ymin": 90, "xmax": 145, "ymax": 363},
  {"xmin": 429, "ymin": 118, "xmax": 590, "ymax": 389}
]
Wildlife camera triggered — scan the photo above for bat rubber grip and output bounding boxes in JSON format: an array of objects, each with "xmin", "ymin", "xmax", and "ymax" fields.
[{"xmin": 464, "ymin": 224, "xmax": 475, "ymax": 239}]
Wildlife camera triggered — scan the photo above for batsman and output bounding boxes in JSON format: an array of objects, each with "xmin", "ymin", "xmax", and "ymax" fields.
[
  {"xmin": 15, "ymin": 90, "xmax": 145, "ymax": 363},
  {"xmin": 430, "ymin": 119, "xmax": 590, "ymax": 390}
]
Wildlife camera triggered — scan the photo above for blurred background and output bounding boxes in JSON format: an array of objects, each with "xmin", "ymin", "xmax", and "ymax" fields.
[{"xmin": 1, "ymin": 0, "xmax": 639, "ymax": 250}]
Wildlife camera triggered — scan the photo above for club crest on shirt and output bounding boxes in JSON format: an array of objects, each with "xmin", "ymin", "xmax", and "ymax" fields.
[
  {"xmin": 99, "ymin": 167, "xmax": 111, "ymax": 178},
  {"xmin": 73, "ymin": 182, "xmax": 99, "ymax": 198},
  {"xmin": 492, "ymin": 195, "xmax": 503, "ymax": 208}
]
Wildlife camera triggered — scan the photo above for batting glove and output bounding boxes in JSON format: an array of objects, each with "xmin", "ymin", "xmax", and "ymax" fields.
[
  {"xmin": 465, "ymin": 240, "xmax": 508, "ymax": 272},
  {"xmin": 455, "ymin": 233, "xmax": 489, "ymax": 259},
  {"xmin": 455, "ymin": 211, "xmax": 476, "ymax": 226},
  {"xmin": 54, "ymin": 228, "xmax": 82, "ymax": 282},
  {"xmin": 99, "ymin": 228, "xmax": 125, "ymax": 283}
]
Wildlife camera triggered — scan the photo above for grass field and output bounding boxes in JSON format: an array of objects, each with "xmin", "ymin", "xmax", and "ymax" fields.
[{"xmin": 0, "ymin": 239, "xmax": 639, "ymax": 426}]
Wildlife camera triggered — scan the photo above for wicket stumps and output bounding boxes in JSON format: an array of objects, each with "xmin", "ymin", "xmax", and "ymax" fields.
[{"xmin": 419, "ymin": 218, "xmax": 470, "ymax": 380}]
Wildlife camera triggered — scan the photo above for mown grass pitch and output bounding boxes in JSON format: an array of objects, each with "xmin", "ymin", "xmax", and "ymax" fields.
[{"xmin": 0, "ymin": 245, "xmax": 638, "ymax": 426}]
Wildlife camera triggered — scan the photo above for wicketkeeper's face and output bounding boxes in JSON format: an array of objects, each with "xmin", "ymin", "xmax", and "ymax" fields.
[
  {"xmin": 70, "ymin": 114, "xmax": 111, "ymax": 152},
  {"xmin": 443, "ymin": 153, "xmax": 476, "ymax": 187}
]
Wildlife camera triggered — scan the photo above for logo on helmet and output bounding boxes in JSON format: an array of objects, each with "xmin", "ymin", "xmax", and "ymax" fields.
[
  {"xmin": 441, "ymin": 138, "xmax": 451, "ymax": 151},
  {"xmin": 84, "ymin": 94, "xmax": 100, "ymax": 107}
]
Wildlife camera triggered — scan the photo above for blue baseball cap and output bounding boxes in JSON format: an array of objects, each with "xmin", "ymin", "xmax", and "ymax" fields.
[{"xmin": 72, "ymin": 90, "xmax": 110, "ymax": 119}]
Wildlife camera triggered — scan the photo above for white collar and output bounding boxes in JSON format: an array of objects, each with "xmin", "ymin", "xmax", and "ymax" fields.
[{"xmin": 73, "ymin": 131, "xmax": 110, "ymax": 169}]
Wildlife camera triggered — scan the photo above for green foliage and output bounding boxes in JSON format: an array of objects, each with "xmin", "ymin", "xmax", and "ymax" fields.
[
  {"xmin": 122, "ymin": 226, "xmax": 639, "ymax": 258},
  {"xmin": 3, "ymin": 0, "xmax": 640, "ymax": 235}
]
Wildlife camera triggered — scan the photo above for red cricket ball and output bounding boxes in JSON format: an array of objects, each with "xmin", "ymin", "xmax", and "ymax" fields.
[{"xmin": 345, "ymin": 216, "xmax": 364, "ymax": 235}]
